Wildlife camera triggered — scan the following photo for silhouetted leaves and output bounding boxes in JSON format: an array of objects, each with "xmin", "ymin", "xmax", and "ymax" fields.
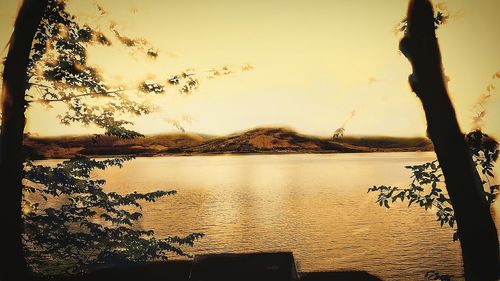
[
  {"xmin": 21, "ymin": 1, "xmax": 207, "ymax": 274},
  {"xmin": 20, "ymin": 0, "xmax": 258, "ymax": 274},
  {"xmin": 26, "ymin": 0, "xmax": 224, "ymax": 138},
  {"xmin": 368, "ymin": 130, "xmax": 498, "ymax": 241},
  {"xmin": 23, "ymin": 156, "xmax": 203, "ymax": 275},
  {"xmin": 395, "ymin": 5, "xmax": 450, "ymax": 34},
  {"xmin": 139, "ymin": 81, "xmax": 165, "ymax": 94},
  {"xmin": 27, "ymin": 0, "xmax": 143, "ymax": 138}
]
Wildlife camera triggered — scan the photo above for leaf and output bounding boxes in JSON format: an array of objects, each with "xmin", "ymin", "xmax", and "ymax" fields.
[
  {"xmin": 384, "ymin": 200, "xmax": 390, "ymax": 209},
  {"xmin": 24, "ymin": 156, "xmax": 203, "ymax": 274},
  {"xmin": 408, "ymin": 198, "xmax": 416, "ymax": 207},
  {"xmin": 486, "ymin": 170, "xmax": 494, "ymax": 177}
]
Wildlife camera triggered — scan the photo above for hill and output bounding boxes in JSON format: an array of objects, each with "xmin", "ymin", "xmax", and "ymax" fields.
[
  {"xmin": 24, "ymin": 127, "xmax": 433, "ymax": 159},
  {"xmin": 23, "ymin": 133, "xmax": 208, "ymax": 159}
]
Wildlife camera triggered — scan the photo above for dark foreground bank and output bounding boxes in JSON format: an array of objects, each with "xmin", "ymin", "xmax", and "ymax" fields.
[{"xmin": 32, "ymin": 252, "xmax": 382, "ymax": 281}]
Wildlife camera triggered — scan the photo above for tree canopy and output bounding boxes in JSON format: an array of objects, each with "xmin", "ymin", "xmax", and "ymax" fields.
[
  {"xmin": 26, "ymin": 0, "xmax": 245, "ymax": 138},
  {"xmin": 15, "ymin": 0, "xmax": 248, "ymax": 275}
]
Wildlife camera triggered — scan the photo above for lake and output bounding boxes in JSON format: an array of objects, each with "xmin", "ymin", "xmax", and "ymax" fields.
[{"xmin": 35, "ymin": 152, "xmax": 500, "ymax": 280}]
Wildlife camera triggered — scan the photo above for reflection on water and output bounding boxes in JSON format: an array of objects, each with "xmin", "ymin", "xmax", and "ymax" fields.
[{"xmin": 36, "ymin": 152, "xmax": 500, "ymax": 280}]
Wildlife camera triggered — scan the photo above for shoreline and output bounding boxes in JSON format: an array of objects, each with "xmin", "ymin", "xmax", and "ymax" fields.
[
  {"xmin": 30, "ymin": 148, "xmax": 434, "ymax": 160},
  {"xmin": 24, "ymin": 127, "xmax": 434, "ymax": 160}
]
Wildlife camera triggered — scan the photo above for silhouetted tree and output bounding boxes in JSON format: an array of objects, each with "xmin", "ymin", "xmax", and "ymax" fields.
[
  {"xmin": 1, "ymin": 1, "xmax": 49, "ymax": 280},
  {"xmin": 1, "ymin": 0, "xmax": 244, "ymax": 279},
  {"xmin": 397, "ymin": 0, "xmax": 499, "ymax": 279},
  {"xmin": 369, "ymin": 130, "xmax": 499, "ymax": 280}
]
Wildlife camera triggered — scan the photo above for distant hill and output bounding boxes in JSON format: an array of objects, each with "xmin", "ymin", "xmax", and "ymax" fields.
[
  {"xmin": 24, "ymin": 127, "xmax": 433, "ymax": 159},
  {"xmin": 24, "ymin": 133, "xmax": 208, "ymax": 159}
]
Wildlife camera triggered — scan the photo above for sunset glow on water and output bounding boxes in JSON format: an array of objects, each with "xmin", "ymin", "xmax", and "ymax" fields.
[{"xmin": 32, "ymin": 152, "xmax": 493, "ymax": 280}]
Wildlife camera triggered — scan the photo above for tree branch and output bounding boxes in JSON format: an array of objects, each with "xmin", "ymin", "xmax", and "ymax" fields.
[{"xmin": 30, "ymin": 88, "xmax": 126, "ymax": 103}]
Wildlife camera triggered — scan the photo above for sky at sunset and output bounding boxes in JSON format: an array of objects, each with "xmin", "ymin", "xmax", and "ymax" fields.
[{"xmin": 1, "ymin": 0, "xmax": 499, "ymax": 137}]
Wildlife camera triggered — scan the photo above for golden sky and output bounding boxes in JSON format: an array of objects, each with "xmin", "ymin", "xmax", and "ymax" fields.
[{"xmin": 1, "ymin": 0, "xmax": 499, "ymax": 137}]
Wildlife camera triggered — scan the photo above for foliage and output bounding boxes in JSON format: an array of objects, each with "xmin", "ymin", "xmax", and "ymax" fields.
[
  {"xmin": 28, "ymin": 0, "xmax": 147, "ymax": 138},
  {"xmin": 26, "ymin": 0, "xmax": 238, "ymax": 138},
  {"xmin": 368, "ymin": 130, "xmax": 499, "ymax": 242},
  {"xmin": 332, "ymin": 127, "xmax": 345, "ymax": 139},
  {"xmin": 395, "ymin": 4, "xmax": 449, "ymax": 34},
  {"xmin": 22, "ymin": 156, "xmax": 203, "ymax": 275},
  {"xmin": 19, "ymin": 0, "xmax": 215, "ymax": 275}
]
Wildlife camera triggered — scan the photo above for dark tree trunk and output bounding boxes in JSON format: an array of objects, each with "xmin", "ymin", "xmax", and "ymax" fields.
[
  {"xmin": 399, "ymin": 0, "xmax": 499, "ymax": 280},
  {"xmin": 0, "ymin": 0, "xmax": 47, "ymax": 280}
]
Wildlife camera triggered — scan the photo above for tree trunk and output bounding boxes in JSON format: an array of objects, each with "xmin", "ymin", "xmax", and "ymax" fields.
[
  {"xmin": 0, "ymin": 0, "xmax": 47, "ymax": 280},
  {"xmin": 399, "ymin": 0, "xmax": 499, "ymax": 280}
]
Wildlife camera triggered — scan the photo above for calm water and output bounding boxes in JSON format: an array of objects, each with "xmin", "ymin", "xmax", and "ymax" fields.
[{"xmin": 35, "ymin": 152, "xmax": 500, "ymax": 280}]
